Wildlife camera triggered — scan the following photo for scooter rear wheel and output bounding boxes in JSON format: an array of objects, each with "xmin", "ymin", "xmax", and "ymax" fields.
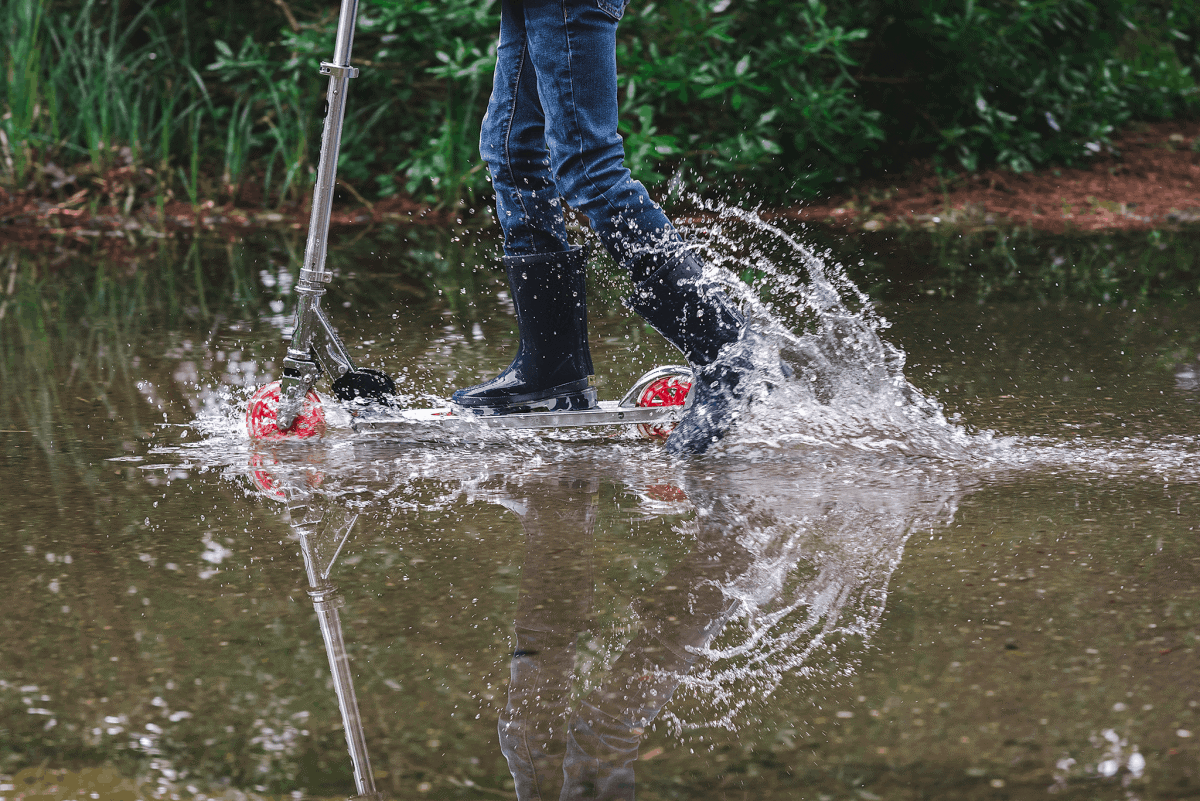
[
  {"xmin": 635, "ymin": 374, "xmax": 692, "ymax": 440},
  {"xmin": 246, "ymin": 381, "xmax": 327, "ymax": 441}
]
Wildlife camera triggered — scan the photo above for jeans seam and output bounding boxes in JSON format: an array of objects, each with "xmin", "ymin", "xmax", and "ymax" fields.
[
  {"xmin": 597, "ymin": 0, "xmax": 624, "ymax": 19},
  {"xmin": 503, "ymin": 39, "xmax": 535, "ymax": 232}
]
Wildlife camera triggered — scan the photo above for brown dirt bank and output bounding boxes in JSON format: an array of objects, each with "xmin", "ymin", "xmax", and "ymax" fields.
[
  {"xmin": 778, "ymin": 120, "xmax": 1200, "ymax": 233},
  {"xmin": 2, "ymin": 120, "xmax": 1198, "ymax": 260},
  {"xmin": 0, "ymin": 188, "xmax": 457, "ymax": 260}
]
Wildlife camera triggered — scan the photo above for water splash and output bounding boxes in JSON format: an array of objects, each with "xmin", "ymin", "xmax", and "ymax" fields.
[
  {"xmin": 672, "ymin": 200, "xmax": 1200, "ymax": 481},
  {"xmin": 652, "ymin": 454, "xmax": 965, "ymax": 734},
  {"xmin": 677, "ymin": 200, "xmax": 984, "ymax": 461}
]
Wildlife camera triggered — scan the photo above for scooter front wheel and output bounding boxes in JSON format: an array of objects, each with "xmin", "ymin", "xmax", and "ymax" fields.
[{"xmin": 246, "ymin": 381, "xmax": 327, "ymax": 441}]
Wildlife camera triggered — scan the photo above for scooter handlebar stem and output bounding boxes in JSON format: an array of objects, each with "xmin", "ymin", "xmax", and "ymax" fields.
[
  {"xmin": 277, "ymin": 0, "xmax": 362, "ymax": 431},
  {"xmin": 299, "ymin": 0, "xmax": 359, "ymax": 290}
]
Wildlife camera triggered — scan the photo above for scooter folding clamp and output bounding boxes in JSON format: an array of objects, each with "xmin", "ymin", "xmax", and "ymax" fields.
[
  {"xmin": 319, "ymin": 62, "xmax": 360, "ymax": 79},
  {"xmin": 282, "ymin": 355, "xmax": 321, "ymax": 383},
  {"xmin": 308, "ymin": 584, "xmax": 345, "ymax": 612},
  {"xmin": 299, "ymin": 268, "xmax": 332, "ymax": 285}
]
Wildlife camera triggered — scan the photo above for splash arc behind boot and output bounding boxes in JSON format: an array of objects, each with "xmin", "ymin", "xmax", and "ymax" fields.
[
  {"xmin": 452, "ymin": 246, "xmax": 598, "ymax": 414},
  {"xmin": 626, "ymin": 250, "xmax": 750, "ymax": 455}
]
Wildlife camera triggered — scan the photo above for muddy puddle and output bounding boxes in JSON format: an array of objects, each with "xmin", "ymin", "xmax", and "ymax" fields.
[{"xmin": 2, "ymin": 218, "xmax": 1199, "ymax": 800}]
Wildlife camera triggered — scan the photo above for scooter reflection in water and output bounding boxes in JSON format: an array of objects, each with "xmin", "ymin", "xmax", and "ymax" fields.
[
  {"xmin": 247, "ymin": 447, "xmax": 963, "ymax": 801},
  {"xmin": 248, "ymin": 457, "xmax": 733, "ymax": 801}
]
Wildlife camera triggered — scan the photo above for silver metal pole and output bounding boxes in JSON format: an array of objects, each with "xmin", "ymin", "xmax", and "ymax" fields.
[
  {"xmin": 277, "ymin": 0, "xmax": 362, "ymax": 430},
  {"xmin": 298, "ymin": 512, "xmax": 379, "ymax": 799},
  {"xmin": 301, "ymin": 0, "xmax": 359, "ymax": 290}
]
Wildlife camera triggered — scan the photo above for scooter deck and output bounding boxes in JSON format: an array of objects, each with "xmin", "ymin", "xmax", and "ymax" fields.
[{"xmin": 351, "ymin": 399, "xmax": 685, "ymax": 435}]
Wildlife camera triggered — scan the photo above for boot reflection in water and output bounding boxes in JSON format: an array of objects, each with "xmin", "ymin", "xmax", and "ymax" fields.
[
  {"xmin": 456, "ymin": 0, "xmax": 761, "ymax": 453},
  {"xmin": 496, "ymin": 478, "xmax": 597, "ymax": 801},
  {"xmin": 497, "ymin": 476, "xmax": 751, "ymax": 800}
]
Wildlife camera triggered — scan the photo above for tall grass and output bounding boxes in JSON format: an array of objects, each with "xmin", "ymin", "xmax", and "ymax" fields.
[
  {"xmin": 2, "ymin": 0, "xmax": 205, "ymax": 201},
  {"xmin": 1, "ymin": 0, "xmax": 50, "ymax": 186},
  {"xmin": 207, "ymin": 36, "xmax": 313, "ymax": 206}
]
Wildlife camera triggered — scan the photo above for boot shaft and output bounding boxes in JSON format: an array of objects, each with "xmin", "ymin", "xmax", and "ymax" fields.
[
  {"xmin": 503, "ymin": 247, "xmax": 595, "ymax": 384},
  {"xmin": 626, "ymin": 250, "xmax": 744, "ymax": 367},
  {"xmin": 451, "ymin": 247, "xmax": 596, "ymax": 411}
]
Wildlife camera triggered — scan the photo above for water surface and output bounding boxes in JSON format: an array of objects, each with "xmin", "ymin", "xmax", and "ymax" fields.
[{"xmin": 2, "ymin": 221, "xmax": 1199, "ymax": 800}]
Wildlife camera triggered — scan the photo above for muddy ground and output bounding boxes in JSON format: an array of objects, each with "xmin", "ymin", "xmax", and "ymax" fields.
[
  {"xmin": 1, "ymin": 120, "xmax": 1197, "ymax": 260},
  {"xmin": 785, "ymin": 119, "xmax": 1200, "ymax": 233}
]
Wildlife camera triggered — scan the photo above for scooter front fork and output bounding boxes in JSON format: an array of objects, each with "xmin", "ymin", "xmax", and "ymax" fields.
[{"xmin": 277, "ymin": 287, "xmax": 357, "ymax": 430}]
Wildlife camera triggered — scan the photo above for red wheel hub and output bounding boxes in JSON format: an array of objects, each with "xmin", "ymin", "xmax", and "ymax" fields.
[
  {"xmin": 645, "ymin": 483, "xmax": 689, "ymax": 502},
  {"xmin": 245, "ymin": 381, "xmax": 326, "ymax": 441},
  {"xmin": 636, "ymin": 375, "xmax": 692, "ymax": 440}
]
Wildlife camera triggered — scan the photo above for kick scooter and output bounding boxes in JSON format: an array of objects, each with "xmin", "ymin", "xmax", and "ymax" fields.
[{"xmin": 245, "ymin": 0, "xmax": 692, "ymax": 443}]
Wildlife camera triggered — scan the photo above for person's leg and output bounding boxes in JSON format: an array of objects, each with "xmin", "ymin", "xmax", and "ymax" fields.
[
  {"xmin": 519, "ymin": 0, "xmax": 676, "ymax": 281},
  {"xmin": 521, "ymin": 0, "xmax": 752, "ymax": 453},
  {"xmin": 480, "ymin": 0, "xmax": 570, "ymax": 257},
  {"xmin": 454, "ymin": 0, "xmax": 596, "ymax": 414}
]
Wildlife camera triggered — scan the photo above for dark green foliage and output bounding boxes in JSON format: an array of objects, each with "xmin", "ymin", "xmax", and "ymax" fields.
[
  {"xmin": 611, "ymin": 1, "xmax": 884, "ymax": 195},
  {"xmin": 853, "ymin": 0, "xmax": 1200, "ymax": 175},
  {"xmin": 1, "ymin": 0, "xmax": 1196, "ymax": 209}
]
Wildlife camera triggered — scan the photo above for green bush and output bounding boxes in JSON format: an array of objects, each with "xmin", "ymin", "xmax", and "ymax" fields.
[
  {"xmin": 855, "ymin": 0, "xmax": 1200, "ymax": 175},
  {"xmin": 1, "ymin": 0, "xmax": 1197, "ymax": 209}
]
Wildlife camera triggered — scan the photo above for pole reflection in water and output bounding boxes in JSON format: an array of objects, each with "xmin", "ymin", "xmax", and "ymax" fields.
[
  {"xmin": 247, "ymin": 444, "xmax": 966, "ymax": 800},
  {"xmin": 256, "ymin": 465, "xmax": 382, "ymax": 800}
]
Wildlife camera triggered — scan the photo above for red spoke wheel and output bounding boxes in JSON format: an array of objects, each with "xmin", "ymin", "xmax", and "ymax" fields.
[
  {"xmin": 246, "ymin": 381, "xmax": 326, "ymax": 441},
  {"xmin": 248, "ymin": 453, "xmax": 287, "ymax": 499},
  {"xmin": 645, "ymin": 483, "xmax": 689, "ymax": 502},
  {"xmin": 636, "ymin": 375, "xmax": 692, "ymax": 440}
]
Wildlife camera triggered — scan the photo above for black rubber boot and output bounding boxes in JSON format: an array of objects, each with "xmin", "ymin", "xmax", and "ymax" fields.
[
  {"xmin": 626, "ymin": 250, "xmax": 751, "ymax": 455},
  {"xmin": 452, "ymin": 246, "xmax": 598, "ymax": 414}
]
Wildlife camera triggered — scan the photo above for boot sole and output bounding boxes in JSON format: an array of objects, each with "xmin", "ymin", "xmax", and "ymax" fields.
[{"xmin": 452, "ymin": 379, "xmax": 598, "ymax": 416}]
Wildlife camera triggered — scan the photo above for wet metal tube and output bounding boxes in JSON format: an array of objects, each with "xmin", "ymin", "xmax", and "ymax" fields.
[
  {"xmin": 298, "ymin": 512, "xmax": 378, "ymax": 799},
  {"xmin": 311, "ymin": 584, "xmax": 378, "ymax": 798},
  {"xmin": 277, "ymin": 0, "xmax": 362, "ymax": 430}
]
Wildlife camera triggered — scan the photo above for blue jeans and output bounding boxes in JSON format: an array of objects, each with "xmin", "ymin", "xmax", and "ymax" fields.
[{"xmin": 480, "ymin": 0, "xmax": 677, "ymax": 280}]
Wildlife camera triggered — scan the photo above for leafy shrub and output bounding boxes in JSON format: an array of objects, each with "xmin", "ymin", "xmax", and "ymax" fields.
[
  {"xmin": 1, "ymin": 0, "xmax": 1197, "ymax": 209},
  {"xmin": 270, "ymin": 0, "xmax": 502, "ymax": 208},
  {"xmin": 849, "ymin": 0, "xmax": 1200, "ymax": 175},
  {"xmin": 612, "ymin": 0, "xmax": 885, "ymax": 195}
]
